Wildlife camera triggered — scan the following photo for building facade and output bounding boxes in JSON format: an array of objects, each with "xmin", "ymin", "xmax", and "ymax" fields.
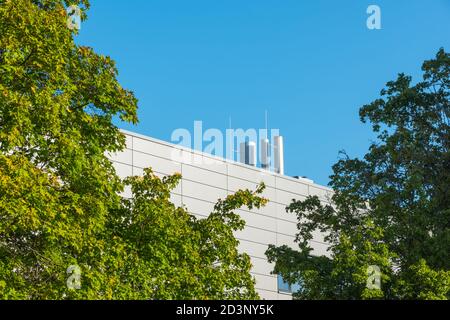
[{"xmin": 109, "ymin": 129, "xmax": 331, "ymax": 300}]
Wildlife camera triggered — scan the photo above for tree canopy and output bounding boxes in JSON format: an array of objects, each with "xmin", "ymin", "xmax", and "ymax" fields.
[
  {"xmin": 266, "ymin": 48, "xmax": 450, "ymax": 300},
  {"xmin": 0, "ymin": 0, "xmax": 267, "ymax": 299}
]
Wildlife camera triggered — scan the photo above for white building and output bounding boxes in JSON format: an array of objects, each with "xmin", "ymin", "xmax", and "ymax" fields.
[{"xmin": 109, "ymin": 129, "xmax": 331, "ymax": 300}]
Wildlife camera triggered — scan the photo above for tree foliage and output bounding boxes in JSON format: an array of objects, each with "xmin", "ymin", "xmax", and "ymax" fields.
[
  {"xmin": 0, "ymin": 0, "xmax": 267, "ymax": 299},
  {"xmin": 0, "ymin": 0, "xmax": 137, "ymax": 299},
  {"xmin": 266, "ymin": 49, "xmax": 450, "ymax": 300},
  {"xmin": 105, "ymin": 169, "xmax": 267, "ymax": 299}
]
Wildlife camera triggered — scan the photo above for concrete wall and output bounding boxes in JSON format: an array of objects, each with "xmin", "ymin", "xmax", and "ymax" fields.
[{"xmin": 108, "ymin": 129, "xmax": 332, "ymax": 300}]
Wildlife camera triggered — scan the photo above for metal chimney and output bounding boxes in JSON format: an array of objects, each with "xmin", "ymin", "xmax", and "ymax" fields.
[
  {"xmin": 239, "ymin": 141, "xmax": 257, "ymax": 166},
  {"xmin": 260, "ymin": 138, "xmax": 270, "ymax": 170},
  {"xmin": 273, "ymin": 136, "xmax": 284, "ymax": 175}
]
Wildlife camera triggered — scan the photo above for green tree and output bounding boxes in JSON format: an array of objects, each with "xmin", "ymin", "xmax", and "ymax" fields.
[
  {"xmin": 1, "ymin": 0, "xmax": 138, "ymax": 299},
  {"xmin": 266, "ymin": 49, "xmax": 450, "ymax": 300},
  {"xmin": 1, "ymin": 0, "xmax": 267, "ymax": 299}
]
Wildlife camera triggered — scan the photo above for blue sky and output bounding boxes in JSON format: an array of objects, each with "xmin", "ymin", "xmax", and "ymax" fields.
[{"xmin": 76, "ymin": 0, "xmax": 450, "ymax": 185}]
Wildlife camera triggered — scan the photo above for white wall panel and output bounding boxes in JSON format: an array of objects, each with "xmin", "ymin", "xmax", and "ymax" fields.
[
  {"xmin": 275, "ymin": 176, "xmax": 308, "ymax": 196},
  {"xmin": 276, "ymin": 189, "xmax": 307, "ymax": 206},
  {"xmin": 188, "ymin": 153, "xmax": 228, "ymax": 175},
  {"xmin": 276, "ymin": 203, "xmax": 297, "ymax": 223},
  {"xmin": 182, "ymin": 164, "xmax": 227, "ymax": 189},
  {"xmin": 238, "ymin": 240, "xmax": 270, "ymax": 260},
  {"xmin": 133, "ymin": 166, "xmax": 144, "ymax": 176},
  {"xmin": 227, "ymin": 164, "xmax": 275, "ymax": 187},
  {"xmin": 181, "ymin": 196, "xmax": 215, "ymax": 218},
  {"xmin": 227, "ymin": 176, "xmax": 276, "ymax": 200},
  {"xmin": 312, "ymin": 229, "xmax": 327, "ymax": 244},
  {"xmin": 182, "ymin": 180, "xmax": 227, "ymax": 203},
  {"xmin": 248, "ymin": 201, "xmax": 278, "ymax": 220},
  {"xmin": 276, "ymin": 233, "xmax": 297, "ymax": 250},
  {"xmin": 277, "ymin": 219, "xmax": 298, "ymax": 237},
  {"xmin": 277, "ymin": 292, "xmax": 293, "ymax": 300},
  {"xmin": 258, "ymin": 289, "xmax": 280, "ymax": 300},
  {"xmin": 235, "ymin": 226, "xmax": 276, "ymax": 245},
  {"xmin": 133, "ymin": 151, "xmax": 181, "ymax": 175},
  {"xmin": 253, "ymin": 273, "xmax": 277, "ymax": 292},
  {"xmin": 309, "ymin": 185, "xmax": 333, "ymax": 201},
  {"xmin": 236, "ymin": 209, "xmax": 277, "ymax": 233},
  {"xmin": 124, "ymin": 134, "xmax": 133, "ymax": 150},
  {"xmin": 133, "ymin": 137, "xmax": 175, "ymax": 160},
  {"xmin": 108, "ymin": 148, "xmax": 133, "ymax": 166},
  {"xmin": 111, "ymin": 161, "xmax": 133, "ymax": 178},
  {"xmin": 170, "ymin": 193, "xmax": 182, "ymax": 207}
]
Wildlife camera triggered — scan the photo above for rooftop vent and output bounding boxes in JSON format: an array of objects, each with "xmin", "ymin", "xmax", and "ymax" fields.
[
  {"xmin": 239, "ymin": 141, "xmax": 256, "ymax": 167},
  {"xmin": 260, "ymin": 138, "xmax": 270, "ymax": 170},
  {"xmin": 273, "ymin": 136, "xmax": 284, "ymax": 175}
]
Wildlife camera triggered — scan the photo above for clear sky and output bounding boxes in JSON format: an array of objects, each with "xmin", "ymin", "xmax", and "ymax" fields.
[{"xmin": 76, "ymin": 0, "xmax": 450, "ymax": 186}]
